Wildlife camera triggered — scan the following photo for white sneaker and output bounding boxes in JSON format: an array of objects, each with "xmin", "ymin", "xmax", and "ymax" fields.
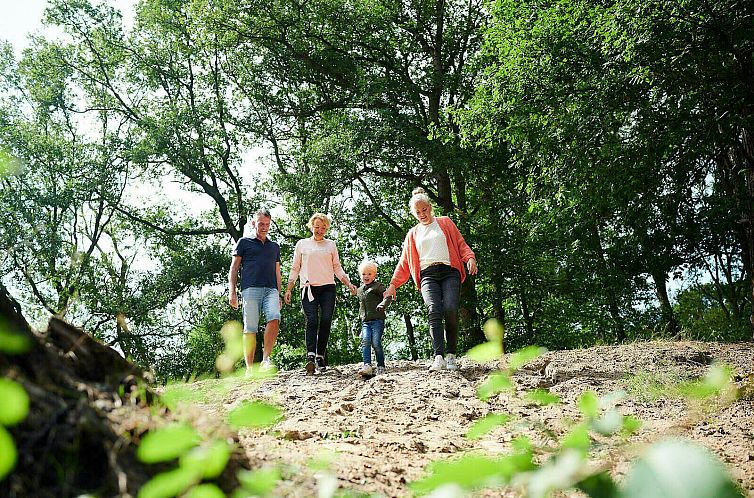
[
  {"xmin": 358, "ymin": 364, "xmax": 373, "ymax": 376},
  {"xmin": 446, "ymin": 354, "xmax": 457, "ymax": 371},
  {"xmin": 429, "ymin": 355, "xmax": 446, "ymax": 371},
  {"xmin": 375, "ymin": 366, "xmax": 386, "ymax": 375},
  {"xmin": 260, "ymin": 358, "xmax": 275, "ymax": 371},
  {"xmin": 244, "ymin": 367, "xmax": 253, "ymax": 378}
]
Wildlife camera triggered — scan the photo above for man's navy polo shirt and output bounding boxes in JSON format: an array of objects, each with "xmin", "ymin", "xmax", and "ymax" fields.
[{"xmin": 233, "ymin": 236, "xmax": 281, "ymax": 290}]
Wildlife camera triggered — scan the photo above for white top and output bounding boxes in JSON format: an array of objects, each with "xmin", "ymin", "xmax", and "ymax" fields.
[
  {"xmin": 414, "ymin": 219, "xmax": 451, "ymax": 270},
  {"xmin": 288, "ymin": 237, "xmax": 348, "ymax": 287}
]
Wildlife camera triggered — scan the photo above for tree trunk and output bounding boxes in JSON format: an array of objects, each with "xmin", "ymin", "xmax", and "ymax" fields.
[
  {"xmin": 404, "ymin": 313, "xmax": 418, "ymax": 360},
  {"xmin": 651, "ymin": 270, "xmax": 680, "ymax": 337}
]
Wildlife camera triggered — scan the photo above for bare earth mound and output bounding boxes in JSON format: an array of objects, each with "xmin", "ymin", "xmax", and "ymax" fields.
[{"xmin": 197, "ymin": 341, "xmax": 754, "ymax": 497}]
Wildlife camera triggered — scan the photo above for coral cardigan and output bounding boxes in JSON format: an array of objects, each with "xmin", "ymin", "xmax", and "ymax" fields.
[{"xmin": 390, "ymin": 216, "xmax": 476, "ymax": 289}]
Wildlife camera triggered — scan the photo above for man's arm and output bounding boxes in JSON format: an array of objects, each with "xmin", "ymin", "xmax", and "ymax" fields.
[
  {"xmin": 276, "ymin": 261, "xmax": 282, "ymax": 308},
  {"xmin": 229, "ymin": 255, "xmax": 242, "ymax": 309}
]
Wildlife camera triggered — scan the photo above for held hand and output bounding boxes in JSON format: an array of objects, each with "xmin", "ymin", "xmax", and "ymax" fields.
[
  {"xmin": 229, "ymin": 293, "xmax": 239, "ymax": 309},
  {"xmin": 348, "ymin": 283, "xmax": 357, "ymax": 296},
  {"xmin": 467, "ymin": 258, "xmax": 478, "ymax": 276},
  {"xmin": 284, "ymin": 289, "xmax": 292, "ymax": 305},
  {"xmin": 384, "ymin": 284, "xmax": 397, "ymax": 300},
  {"xmin": 278, "ymin": 295, "xmax": 283, "ymax": 309}
]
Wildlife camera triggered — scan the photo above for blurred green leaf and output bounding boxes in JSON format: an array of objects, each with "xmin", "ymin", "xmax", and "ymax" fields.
[
  {"xmin": 185, "ymin": 483, "xmax": 225, "ymax": 498},
  {"xmin": 483, "ymin": 318, "xmax": 505, "ymax": 342},
  {"xmin": 577, "ymin": 471, "xmax": 619, "ymax": 498},
  {"xmin": 593, "ymin": 409, "xmax": 623, "ymax": 436},
  {"xmin": 0, "ymin": 426, "xmax": 17, "ymax": 480},
  {"xmin": 410, "ymin": 455, "xmax": 508, "ymax": 493},
  {"xmin": 0, "ymin": 379, "xmax": 29, "ymax": 426},
  {"xmin": 466, "ymin": 413, "xmax": 512, "ymax": 440},
  {"xmin": 477, "ymin": 372, "xmax": 513, "ymax": 401},
  {"xmin": 228, "ymin": 400, "xmax": 283, "ymax": 429},
  {"xmin": 621, "ymin": 415, "xmax": 642, "ymax": 436},
  {"xmin": 180, "ymin": 439, "xmax": 232, "ymax": 479},
  {"xmin": 137, "ymin": 424, "xmax": 201, "ymax": 463},
  {"xmin": 466, "ymin": 341, "xmax": 503, "ymax": 362},
  {"xmin": 525, "ymin": 389, "xmax": 561, "ymax": 406},
  {"xmin": 0, "ymin": 325, "xmax": 31, "ymax": 355},
  {"xmin": 509, "ymin": 346, "xmax": 547, "ymax": 371},
  {"xmin": 137, "ymin": 466, "xmax": 202, "ymax": 498},
  {"xmin": 599, "ymin": 391, "xmax": 627, "ymax": 410},
  {"xmin": 681, "ymin": 364, "xmax": 733, "ymax": 399},
  {"xmin": 620, "ymin": 439, "xmax": 743, "ymax": 498},
  {"xmin": 561, "ymin": 423, "xmax": 591, "ymax": 454},
  {"xmin": 237, "ymin": 467, "xmax": 282, "ymax": 496},
  {"xmin": 578, "ymin": 391, "xmax": 599, "ymax": 418},
  {"xmin": 528, "ymin": 449, "xmax": 587, "ymax": 498}
]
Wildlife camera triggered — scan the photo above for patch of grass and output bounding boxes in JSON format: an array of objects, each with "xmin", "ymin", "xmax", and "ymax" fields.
[{"xmin": 623, "ymin": 370, "xmax": 695, "ymax": 402}]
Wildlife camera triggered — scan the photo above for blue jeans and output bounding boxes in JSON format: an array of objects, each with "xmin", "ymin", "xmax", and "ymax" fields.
[
  {"xmin": 241, "ymin": 287, "xmax": 281, "ymax": 333},
  {"xmin": 301, "ymin": 284, "xmax": 336, "ymax": 357},
  {"xmin": 419, "ymin": 264, "xmax": 460, "ymax": 356},
  {"xmin": 360, "ymin": 319, "xmax": 385, "ymax": 367}
]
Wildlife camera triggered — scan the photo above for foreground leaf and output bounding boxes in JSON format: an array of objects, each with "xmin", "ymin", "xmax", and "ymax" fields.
[
  {"xmin": 180, "ymin": 439, "xmax": 232, "ymax": 479},
  {"xmin": 0, "ymin": 379, "xmax": 29, "ymax": 426},
  {"xmin": 137, "ymin": 424, "xmax": 201, "ymax": 463},
  {"xmin": 137, "ymin": 466, "xmax": 202, "ymax": 498},
  {"xmin": 466, "ymin": 413, "xmax": 513, "ymax": 440},
  {"xmin": 228, "ymin": 400, "xmax": 283, "ymax": 429},
  {"xmin": 237, "ymin": 467, "xmax": 282, "ymax": 496},
  {"xmin": 0, "ymin": 426, "xmax": 17, "ymax": 480}
]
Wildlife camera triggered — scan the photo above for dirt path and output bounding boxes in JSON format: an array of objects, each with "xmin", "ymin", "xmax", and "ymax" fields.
[{"xmin": 199, "ymin": 341, "xmax": 754, "ymax": 497}]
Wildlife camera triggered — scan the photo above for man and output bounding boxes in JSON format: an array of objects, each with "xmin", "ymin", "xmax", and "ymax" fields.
[{"xmin": 228, "ymin": 208, "xmax": 282, "ymax": 375}]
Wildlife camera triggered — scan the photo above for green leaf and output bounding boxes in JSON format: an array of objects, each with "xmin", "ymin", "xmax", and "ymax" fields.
[
  {"xmin": 466, "ymin": 413, "xmax": 513, "ymax": 440},
  {"xmin": 577, "ymin": 471, "xmax": 619, "ymax": 498},
  {"xmin": 621, "ymin": 415, "xmax": 641, "ymax": 436},
  {"xmin": 0, "ymin": 426, "xmax": 18, "ymax": 480},
  {"xmin": 466, "ymin": 341, "xmax": 503, "ymax": 362},
  {"xmin": 509, "ymin": 346, "xmax": 547, "ymax": 371},
  {"xmin": 528, "ymin": 450, "xmax": 587, "ymax": 498},
  {"xmin": 137, "ymin": 424, "xmax": 201, "ymax": 463},
  {"xmin": 525, "ymin": 389, "xmax": 561, "ymax": 406},
  {"xmin": 137, "ymin": 466, "xmax": 202, "ymax": 498},
  {"xmin": 228, "ymin": 400, "xmax": 283, "ymax": 429},
  {"xmin": 561, "ymin": 423, "xmax": 591, "ymax": 453},
  {"xmin": 578, "ymin": 391, "xmax": 599, "ymax": 419},
  {"xmin": 180, "ymin": 439, "xmax": 232, "ymax": 479},
  {"xmin": 185, "ymin": 483, "xmax": 225, "ymax": 498},
  {"xmin": 0, "ymin": 325, "xmax": 31, "ymax": 355},
  {"xmin": 482, "ymin": 318, "xmax": 505, "ymax": 342},
  {"xmin": 237, "ymin": 467, "xmax": 282, "ymax": 495},
  {"xmin": 0, "ymin": 379, "xmax": 29, "ymax": 426},
  {"xmin": 477, "ymin": 372, "xmax": 514, "ymax": 401},
  {"xmin": 620, "ymin": 439, "xmax": 743, "ymax": 498},
  {"xmin": 410, "ymin": 455, "xmax": 509, "ymax": 493}
]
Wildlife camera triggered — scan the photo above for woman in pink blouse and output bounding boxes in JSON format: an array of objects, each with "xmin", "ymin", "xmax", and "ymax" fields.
[
  {"xmin": 284, "ymin": 213, "xmax": 357, "ymax": 374},
  {"xmin": 384, "ymin": 187, "xmax": 478, "ymax": 372}
]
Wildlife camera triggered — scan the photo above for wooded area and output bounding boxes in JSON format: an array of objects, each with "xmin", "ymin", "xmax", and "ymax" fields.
[{"xmin": 1, "ymin": 0, "xmax": 753, "ymax": 380}]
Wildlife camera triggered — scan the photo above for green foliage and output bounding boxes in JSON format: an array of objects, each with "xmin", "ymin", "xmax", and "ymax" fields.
[
  {"xmin": 236, "ymin": 467, "xmax": 282, "ymax": 497},
  {"xmin": 0, "ymin": 425, "xmax": 17, "ymax": 481},
  {"xmin": 227, "ymin": 401, "xmax": 283, "ymax": 429},
  {"xmin": 137, "ymin": 424, "xmax": 201, "ymax": 464},
  {"xmin": 465, "ymin": 413, "xmax": 513, "ymax": 440},
  {"xmin": 0, "ymin": 379, "xmax": 30, "ymax": 426}
]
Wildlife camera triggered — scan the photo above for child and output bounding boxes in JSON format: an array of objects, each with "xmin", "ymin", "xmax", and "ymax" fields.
[{"xmin": 356, "ymin": 260, "xmax": 390, "ymax": 376}]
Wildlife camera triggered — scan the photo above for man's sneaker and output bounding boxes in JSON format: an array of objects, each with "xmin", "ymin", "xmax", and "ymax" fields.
[
  {"xmin": 315, "ymin": 355, "xmax": 327, "ymax": 373},
  {"xmin": 375, "ymin": 366, "xmax": 386, "ymax": 375},
  {"xmin": 260, "ymin": 358, "xmax": 275, "ymax": 371},
  {"xmin": 446, "ymin": 354, "xmax": 457, "ymax": 371},
  {"xmin": 429, "ymin": 355, "xmax": 446, "ymax": 371},
  {"xmin": 244, "ymin": 367, "xmax": 253, "ymax": 378},
  {"xmin": 305, "ymin": 355, "xmax": 316, "ymax": 375},
  {"xmin": 358, "ymin": 363, "xmax": 373, "ymax": 377}
]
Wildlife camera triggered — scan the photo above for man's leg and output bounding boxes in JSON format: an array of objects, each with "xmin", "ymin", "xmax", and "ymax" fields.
[
  {"xmin": 263, "ymin": 319, "xmax": 279, "ymax": 359},
  {"xmin": 243, "ymin": 332, "xmax": 257, "ymax": 373},
  {"xmin": 262, "ymin": 287, "xmax": 281, "ymax": 361}
]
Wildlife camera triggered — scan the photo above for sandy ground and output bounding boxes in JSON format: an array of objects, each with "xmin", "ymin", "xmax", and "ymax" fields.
[{"xmin": 188, "ymin": 341, "xmax": 754, "ymax": 497}]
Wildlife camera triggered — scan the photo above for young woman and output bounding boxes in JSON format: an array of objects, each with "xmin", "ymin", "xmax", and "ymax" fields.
[
  {"xmin": 384, "ymin": 187, "xmax": 478, "ymax": 371},
  {"xmin": 284, "ymin": 213, "xmax": 357, "ymax": 374}
]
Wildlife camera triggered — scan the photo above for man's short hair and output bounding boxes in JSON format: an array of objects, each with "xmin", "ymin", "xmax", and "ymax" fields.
[{"xmin": 253, "ymin": 207, "xmax": 272, "ymax": 219}]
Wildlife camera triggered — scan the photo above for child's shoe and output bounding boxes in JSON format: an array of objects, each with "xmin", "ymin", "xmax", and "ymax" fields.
[
  {"xmin": 375, "ymin": 366, "xmax": 386, "ymax": 375},
  {"xmin": 446, "ymin": 354, "xmax": 457, "ymax": 371},
  {"xmin": 429, "ymin": 355, "xmax": 446, "ymax": 371},
  {"xmin": 358, "ymin": 363, "xmax": 373, "ymax": 377}
]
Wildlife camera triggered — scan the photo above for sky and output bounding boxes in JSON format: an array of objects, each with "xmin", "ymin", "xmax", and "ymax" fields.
[{"xmin": 0, "ymin": 0, "xmax": 135, "ymax": 53}]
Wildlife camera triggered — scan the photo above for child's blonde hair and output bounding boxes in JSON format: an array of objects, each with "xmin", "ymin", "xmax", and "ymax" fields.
[{"xmin": 358, "ymin": 260, "xmax": 378, "ymax": 274}]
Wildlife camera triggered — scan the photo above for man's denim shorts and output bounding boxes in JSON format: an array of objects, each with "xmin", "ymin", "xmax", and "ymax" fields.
[{"xmin": 241, "ymin": 287, "xmax": 281, "ymax": 333}]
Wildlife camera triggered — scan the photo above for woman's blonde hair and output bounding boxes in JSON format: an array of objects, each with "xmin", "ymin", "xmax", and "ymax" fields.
[
  {"xmin": 307, "ymin": 212, "xmax": 331, "ymax": 231},
  {"xmin": 358, "ymin": 260, "xmax": 378, "ymax": 274},
  {"xmin": 409, "ymin": 186, "xmax": 433, "ymax": 215}
]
